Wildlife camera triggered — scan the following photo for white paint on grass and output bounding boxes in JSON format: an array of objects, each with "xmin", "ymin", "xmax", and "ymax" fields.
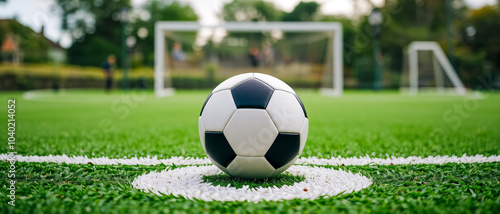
[
  {"xmin": 22, "ymin": 89, "xmax": 150, "ymax": 103},
  {"xmin": 296, "ymin": 154, "xmax": 500, "ymax": 166},
  {"xmin": 2, "ymin": 153, "xmax": 498, "ymax": 202},
  {"xmin": 1, "ymin": 153, "xmax": 498, "ymax": 166},
  {"xmin": 0, "ymin": 154, "xmax": 210, "ymax": 166},
  {"xmin": 131, "ymin": 165, "xmax": 372, "ymax": 202}
]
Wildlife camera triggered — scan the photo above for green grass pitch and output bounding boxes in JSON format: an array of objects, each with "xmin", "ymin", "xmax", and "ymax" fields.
[{"xmin": 1, "ymin": 90, "xmax": 499, "ymax": 213}]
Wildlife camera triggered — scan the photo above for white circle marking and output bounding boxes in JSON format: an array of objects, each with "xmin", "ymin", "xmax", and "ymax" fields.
[{"xmin": 132, "ymin": 165, "xmax": 372, "ymax": 202}]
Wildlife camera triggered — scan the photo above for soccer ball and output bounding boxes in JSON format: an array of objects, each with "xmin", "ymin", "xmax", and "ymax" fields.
[{"xmin": 199, "ymin": 73, "xmax": 308, "ymax": 179}]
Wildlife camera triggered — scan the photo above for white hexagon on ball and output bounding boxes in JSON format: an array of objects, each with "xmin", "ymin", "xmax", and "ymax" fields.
[
  {"xmin": 266, "ymin": 90, "xmax": 305, "ymax": 133},
  {"xmin": 200, "ymin": 90, "xmax": 236, "ymax": 131},
  {"xmin": 223, "ymin": 109, "xmax": 278, "ymax": 157},
  {"xmin": 254, "ymin": 73, "xmax": 295, "ymax": 94},
  {"xmin": 227, "ymin": 156, "xmax": 275, "ymax": 179}
]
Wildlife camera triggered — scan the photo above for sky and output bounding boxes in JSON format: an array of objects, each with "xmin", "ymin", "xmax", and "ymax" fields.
[{"xmin": 0, "ymin": 0, "xmax": 497, "ymax": 48}]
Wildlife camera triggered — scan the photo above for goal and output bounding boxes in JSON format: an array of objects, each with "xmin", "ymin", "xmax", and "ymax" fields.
[
  {"xmin": 154, "ymin": 21, "xmax": 343, "ymax": 97},
  {"xmin": 402, "ymin": 41, "xmax": 466, "ymax": 95}
]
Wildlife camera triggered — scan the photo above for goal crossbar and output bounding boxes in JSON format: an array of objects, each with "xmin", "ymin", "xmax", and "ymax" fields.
[{"xmin": 155, "ymin": 21, "xmax": 343, "ymax": 97}]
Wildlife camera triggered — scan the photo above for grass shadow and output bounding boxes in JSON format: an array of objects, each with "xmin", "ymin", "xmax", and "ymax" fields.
[{"xmin": 202, "ymin": 172, "xmax": 305, "ymax": 189}]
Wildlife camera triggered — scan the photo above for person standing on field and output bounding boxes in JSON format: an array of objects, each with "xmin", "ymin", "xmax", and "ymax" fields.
[
  {"xmin": 102, "ymin": 55, "xmax": 116, "ymax": 93},
  {"xmin": 248, "ymin": 47, "xmax": 260, "ymax": 67}
]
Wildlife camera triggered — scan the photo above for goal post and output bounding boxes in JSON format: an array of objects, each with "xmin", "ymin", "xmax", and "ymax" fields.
[
  {"xmin": 154, "ymin": 21, "xmax": 343, "ymax": 97},
  {"xmin": 405, "ymin": 41, "xmax": 467, "ymax": 95}
]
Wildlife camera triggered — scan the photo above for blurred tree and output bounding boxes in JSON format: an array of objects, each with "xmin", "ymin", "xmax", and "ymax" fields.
[
  {"xmin": 55, "ymin": 0, "xmax": 197, "ymax": 67},
  {"xmin": 0, "ymin": 19, "xmax": 49, "ymax": 63},
  {"xmin": 281, "ymin": 2, "xmax": 320, "ymax": 22},
  {"xmin": 221, "ymin": 0, "xmax": 282, "ymax": 59},
  {"xmin": 467, "ymin": 6, "xmax": 500, "ymax": 79},
  {"xmin": 132, "ymin": 1, "xmax": 198, "ymax": 67},
  {"xmin": 55, "ymin": 0, "xmax": 131, "ymax": 66},
  {"xmin": 277, "ymin": 2, "xmax": 321, "ymax": 65},
  {"xmin": 222, "ymin": 0, "xmax": 282, "ymax": 22},
  {"xmin": 377, "ymin": 0, "xmax": 468, "ymax": 78},
  {"xmin": 320, "ymin": 16, "xmax": 359, "ymax": 81}
]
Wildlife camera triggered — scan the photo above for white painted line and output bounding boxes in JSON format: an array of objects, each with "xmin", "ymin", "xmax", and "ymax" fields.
[
  {"xmin": 0, "ymin": 154, "xmax": 209, "ymax": 165},
  {"xmin": 132, "ymin": 165, "xmax": 372, "ymax": 202},
  {"xmin": 1, "ymin": 154, "xmax": 498, "ymax": 166},
  {"xmin": 296, "ymin": 154, "xmax": 500, "ymax": 166},
  {"xmin": 22, "ymin": 89, "xmax": 148, "ymax": 102}
]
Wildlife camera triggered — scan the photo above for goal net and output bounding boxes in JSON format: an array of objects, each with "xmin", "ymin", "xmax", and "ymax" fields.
[
  {"xmin": 154, "ymin": 21, "xmax": 343, "ymax": 97},
  {"xmin": 401, "ymin": 41, "xmax": 466, "ymax": 95}
]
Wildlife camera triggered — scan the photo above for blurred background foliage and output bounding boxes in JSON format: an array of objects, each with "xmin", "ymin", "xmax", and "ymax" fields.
[{"xmin": 1, "ymin": 0, "xmax": 499, "ymax": 90}]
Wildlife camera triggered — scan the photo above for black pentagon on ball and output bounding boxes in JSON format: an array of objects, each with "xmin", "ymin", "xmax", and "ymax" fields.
[
  {"xmin": 231, "ymin": 78, "xmax": 274, "ymax": 109},
  {"xmin": 265, "ymin": 133, "xmax": 300, "ymax": 169},
  {"xmin": 205, "ymin": 132, "xmax": 236, "ymax": 167},
  {"xmin": 200, "ymin": 93, "xmax": 213, "ymax": 116},
  {"xmin": 294, "ymin": 94, "xmax": 308, "ymax": 118}
]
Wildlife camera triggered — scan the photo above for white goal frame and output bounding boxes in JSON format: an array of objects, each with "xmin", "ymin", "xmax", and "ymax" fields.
[
  {"xmin": 407, "ymin": 41, "xmax": 466, "ymax": 95},
  {"xmin": 155, "ymin": 21, "xmax": 343, "ymax": 97}
]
